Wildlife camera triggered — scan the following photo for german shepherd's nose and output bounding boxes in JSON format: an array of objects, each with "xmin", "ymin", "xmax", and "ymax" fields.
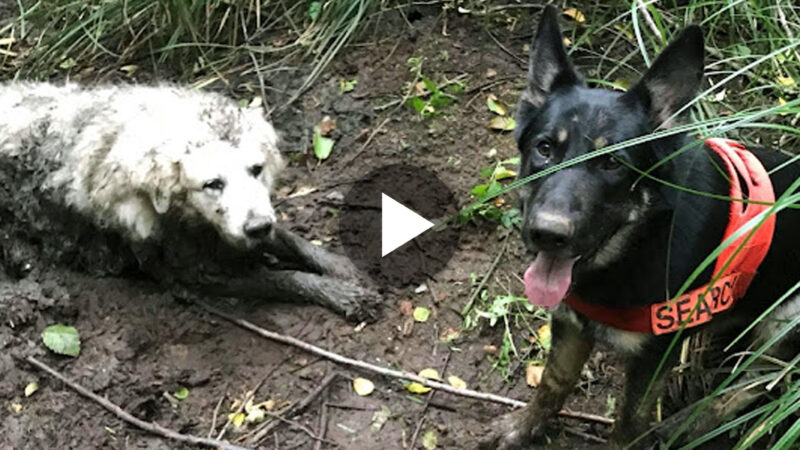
[{"xmin": 530, "ymin": 211, "xmax": 574, "ymax": 251}]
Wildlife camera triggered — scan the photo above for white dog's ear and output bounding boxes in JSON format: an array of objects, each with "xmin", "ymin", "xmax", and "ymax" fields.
[
  {"xmin": 147, "ymin": 161, "xmax": 180, "ymax": 215},
  {"xmin": 149, "ymin": 186, "xmax": 170, "ymax": 214}
]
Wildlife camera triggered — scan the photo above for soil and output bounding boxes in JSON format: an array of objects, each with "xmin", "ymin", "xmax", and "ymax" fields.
[{"xmin": 0, "ymin": 4, "xmax": 624, "ymax": 449}]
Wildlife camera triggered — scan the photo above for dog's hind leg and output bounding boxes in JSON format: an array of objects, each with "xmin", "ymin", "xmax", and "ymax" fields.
[
  {"xmin": 203, "ymin": 268, "xmax": 381, "ymax": 322},
  {"xmin": 478, "ymin": 307, "xmax": 595, "ymax": 450}
]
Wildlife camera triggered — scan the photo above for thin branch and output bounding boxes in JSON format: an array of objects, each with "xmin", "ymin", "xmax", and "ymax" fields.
[
  {"xmin": 197, "ymin": 301, "xmax": 615, "ymax": 426},
  {"xmin": 462, "ymin": 233, "xmax": 509, "ymax": 315},
  {"xmin": 21, "ymin": 355, "xmax": 250, "ymax": 450}
]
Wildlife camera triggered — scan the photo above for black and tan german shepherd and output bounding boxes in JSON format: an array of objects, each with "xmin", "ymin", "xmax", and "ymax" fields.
[{"xmin": 480, "ymin": 5, "xmax": 800, "ymax": 449}]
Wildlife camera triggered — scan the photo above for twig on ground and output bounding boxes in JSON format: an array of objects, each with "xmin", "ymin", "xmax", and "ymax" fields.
[
  {"xmin": 409, "ymin": 351, "xmax": 452, "ymax": 448},
  {"xmin": 342, "ymin": 116, "xmax": 391, "ymax": 164},
  {"xmin": 462, "ymin": 233, "xmax": 509, "ymax": 315},
  {"xmin": 313, "ymin": 390, "xmax": 329, "ymax": 450},
  {"xmin": 564, "ymin": 426, "xmax": 608, "ymax": 444},
  {"xmin": 197, "ymin": 301, "xmax": 614, "ymax": 427},
  {"xmin": 262, "ymin": 410, "xmax": 338, "ymax": 446},
  {"xmin": 486, "ymin": 29, "xmax": 526, "ymax": 67},
  {"xmin": 216, "ymin": 354, "xmax": 291, "ymax": 441},
  {"xmin": 245, "ymin": 372, "xmax": 339, "ymax": 445},
  {"xmin": 20, "ymin": 355, "xmax": 250, "ymax": 450},
  {"xmin": 208, "ymin": 388, "xmax": 228, "ymax": 438}
]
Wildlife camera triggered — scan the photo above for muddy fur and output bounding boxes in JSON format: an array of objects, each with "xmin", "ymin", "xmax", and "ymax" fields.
[{"xmin": 0, "ymin": 82, "xmax": 379, "ymax": 320}]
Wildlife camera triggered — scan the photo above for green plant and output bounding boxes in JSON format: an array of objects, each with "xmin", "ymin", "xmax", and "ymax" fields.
[
  {"xmin": 405, "ymin": 56, "xmax": 465, "ymax": 118},
  {"xmin": 460, "ymin": 157, "xmax": 522, "ymax": 228}
]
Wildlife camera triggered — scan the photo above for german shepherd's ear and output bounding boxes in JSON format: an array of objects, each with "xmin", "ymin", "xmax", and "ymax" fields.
[
  {"xmin": 521, "ymin": 5, "xmax": 583, "ymax": 109},
  {"xmin": 621, "ymin": 26, "xmax": 704, "ymax": 128}
]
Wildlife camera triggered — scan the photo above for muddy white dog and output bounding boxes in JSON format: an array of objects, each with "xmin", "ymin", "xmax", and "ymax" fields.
[
  {"xmin": 0, "ymin": 82, "xmax": 282, "ymax": 248},
  {"xmin": 0, "ymin": 82, "xmax": 379, "ymax": 320}
]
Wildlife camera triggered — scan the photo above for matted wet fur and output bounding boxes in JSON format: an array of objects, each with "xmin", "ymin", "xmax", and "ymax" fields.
[
  {"xmin": 479, "ymin": 6, "xmax": 800, "ymax": 449},
  {"xmin": 0, "ymin": 82, "xmax": 379, "ymax": 320}
]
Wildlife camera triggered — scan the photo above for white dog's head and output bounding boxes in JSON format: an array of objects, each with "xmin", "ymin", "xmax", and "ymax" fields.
[{"xmin": 144, "ymin": 107, "xmax": 284, "ymax": 248}]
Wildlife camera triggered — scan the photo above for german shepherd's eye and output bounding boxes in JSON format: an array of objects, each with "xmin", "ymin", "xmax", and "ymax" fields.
[
  {"xmin": 249, "ymin": 164, "xmax": 263, "ymax": 177},
  {"xmin": 536, "ymin": 140, "xmax": 553, "ymax": 158},
  {"xmin": 601, "ymin": 154, "xmax": 622, "ymax": 170},
  {"xmin": 203, "ymin": 178, "xmax": 226, "ymax": 191}
]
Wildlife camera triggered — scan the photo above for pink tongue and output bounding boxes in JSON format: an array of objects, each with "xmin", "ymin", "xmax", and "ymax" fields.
[{"xmin": 523, "ymin": 253, "xmax": 576, "ymax": 309}]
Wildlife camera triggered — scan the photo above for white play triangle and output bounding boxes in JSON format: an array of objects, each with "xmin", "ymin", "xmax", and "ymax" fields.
[{"xmin": 381, "ymin": 193, "xmax": 434, "ymax": 257}]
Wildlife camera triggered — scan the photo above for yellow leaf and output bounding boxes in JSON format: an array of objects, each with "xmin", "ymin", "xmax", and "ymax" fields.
[
  {"xmin": 563, "ymin": 8, "xmax": 586, "ymax": 24},
  {"xmin": 538, "ymin": 323, "xmax": 552, "ymax": 349},
  {"xmin": 526, "ymin": 364, "xmax": 545, "ymax": 387},
  {"xmin": 24, "ymin": 382, "xmax": 38, "ymax": 397},
  {"xmin": 778, "ymin": 97, "xmax": 789, "ymax": 116},
  {"xmin": 486, "ymin": 94, "xmax": 508, "ymax": 116},
  {"xmin": 11, "ymin": 403, "xmax": 22, "ymax": 413},
  {"xmin": 447, "ymin": 375, "xmax": 467, "ymax": 390},
  {"xmin": 353, "ymin": 377, "xmax": 375, "ymax": 396},
  {"xmin": 418, "ymin": 368, "xmax": 441, "ymax": 380},
  {"xmin": 0, "ymin": 37, "xmax": 16, "ymax": 46},
  {"xmin": 488, "ymin": 117, "xmax": 516, "ymax": 131},
  {"xmin": 229, "ymin": 412, "xmax": 246, "ymax": 428},
  {"xmin": 407, "ymin": 382, "xmax": 432, "ymax": 394},
  {"xmin": 253, "ymin": 399, "xmax": 276, "ymax": 411},
  {"xmin": 776, "ymin": 75, "xmax": 795, "ymax": 87},
  {"xmin": 422, "ymin": 430, "xmax": 438, "ymax": 449},
  {"xmin": 413, "ymin": 307, "xmax": 431, "ymax": 322},
  {"xmin": 563, "ymin": 36, "xmax": 572, "ymax": 47},
  {"xmin": 245, "ymin": 408, "xmax": 266, "ymax": 423},
  {"xmin": 119, "ymin": 65, "xmax": 138, "ymax": 75}
]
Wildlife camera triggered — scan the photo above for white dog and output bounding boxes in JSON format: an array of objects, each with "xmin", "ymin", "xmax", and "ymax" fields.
[{"xmin": 0, "ymin": 82, "xmax": 283, "ymax": 248}]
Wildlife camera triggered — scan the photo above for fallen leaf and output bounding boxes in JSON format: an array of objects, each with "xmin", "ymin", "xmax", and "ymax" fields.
[
  {"xmin": 0, "ymin": 37, "xmax": 16, "ymax": 46},
  {"xmin": 254, "ymin": 399, "xmax": 276, "ymax": 411},
  {"xmin": 249, "ymin": 96, "xmax": 263, "ymax": 108},
  {"xmin": 418, "ymin": 368, "xmax": 441, "ymax": 380},
  {"xmin": 483, "ymin": 345, "xmax": 498, "ymax": 354},
  {"xmin": 10, "ymin": 403, "xmax": 22, "ymax": 413},
  {"xmin": 488, "ymin": 116, "xmax": 517, "ymax": 131},
  {"xmin": 340, "ymin": 79, "xmax": 358, "ymax": 93},
  {"xmin": 776, "ymin": 75, "xmax": 795, "ymax": 87},
  {"xmin": 486, "ymin": 68, "xmax": 497, "ymax": 79},
  {"xmin": 313, "ymin": 125, "xmax": 335, "ymax": 160},
  {"xmin": 353, "ymin": 377, "xmax": 375, "ymax": 396},
  {"xmin": 537, "ymin": 324, "xmax": 552, "ymax": 350},
  {"xmin": 41, "ymin": 324, "xmax": 81, "ymax": 357},
  {"xmin": 779, "ymin": 96, "xmax": 789, "ymax": 116},
  {"xmin": 440, "ymin": 327, "xmax": 460, "ymax": 342},
  {"xmin": 422, "ymin": 430, "xmax": 438, "ymax": 449},
  {"xmin": 486, "ymin": 94, "xmax": 508, "ymax": 116},
  {"xmin": 563, "ymin": 36, "xmax": 572, "ymax": 47},
  {"xmin": 320, "ymin": 116, "xmax": 337, "ymax": 136},
  {"xmin": 413, "ymin": 307, "xmax": 430, "ymax": 322},
  {"xmin": 447, "ymin": 375, "xmax": 467, "ymax": 390},
  {"xmin": 24, "ymin": 382, "xmax": 38, "ymax": 398},
  {"xmin": 399, "ymin": 300, "xmax": 414, "ymax": 316},
  {"xmin": 59, "ymin": 58, "xmax": 76, "ymax": 70},
  {"xmin": 287, "ymin": 186, "xmax": 318, "ymax": 198},
  {"xmin": 173, "ymin": 386, "xmax": 189, "ymax": 400},
  {"xmin": 229, "ymin": 412, "xmax": 246, "ymax": 428},
  {"xmin": 526, "ymin": 364, "xmax": 545, "ymax": 387},
  {"xmin": 563, "ymin": 7, "xmax": 586, "ymax": 24},
  {"xmin": 407, "ymin": 382, "xmax": 432, "ymax": 394},
  {"xmin": 119, "ymin": 64, "xmax": 138, "ymax": 75},
  {"xmin": 492, "ymin": 165, "xmax": 517, "ymax": 180},
  {"xmin": 371, "ymin": 405, "xmax": 391, "ymax": 430},
  {"xmin": 245, "ymin": 408, "xmax": 266, "ymax": 423}
]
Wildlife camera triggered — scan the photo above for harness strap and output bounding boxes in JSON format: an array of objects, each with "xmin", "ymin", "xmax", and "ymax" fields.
[{"xmin": 563, "ymin": 138, "xmax": 775, "ymax": 334}]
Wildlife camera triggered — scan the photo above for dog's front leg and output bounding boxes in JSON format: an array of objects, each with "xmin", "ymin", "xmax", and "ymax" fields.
[
  {"xmin": 479, "ymin": 307, "xmax": 594, "ymax": 449},
  {"xmin": 611, "ymin": 340, "xmax": 678, "ymax": 449},
  {"xmin": 261, "ymin": 226, "xmax": 363, "ymax": 281}
]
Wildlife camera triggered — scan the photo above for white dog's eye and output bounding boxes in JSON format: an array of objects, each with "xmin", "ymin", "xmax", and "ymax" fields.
[
  {"xmin": 203, "ymin": 178, "xmax": 225, "ymax": 191},
  {"xmin": 249, "ymin": 164, "xmax": 263, "ymax": 177}
]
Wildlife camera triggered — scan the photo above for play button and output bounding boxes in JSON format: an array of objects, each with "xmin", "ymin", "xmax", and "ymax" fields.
[
  {"xmin": 381, "ymin": 194, "xmax": 434, "ymax": 257},
  {"xmin": 339, "ymin": 164, "xmax": 460, "ymax": 288}
]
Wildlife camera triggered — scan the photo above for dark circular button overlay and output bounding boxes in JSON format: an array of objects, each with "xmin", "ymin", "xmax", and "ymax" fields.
[{"xmin": 338, "ymin": 164, "xmax": 460, "ymax": 289}]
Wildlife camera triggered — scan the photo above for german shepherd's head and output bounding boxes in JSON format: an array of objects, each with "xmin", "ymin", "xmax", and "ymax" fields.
[{"xmin": 517, "ymin": 6, "xmax": 704, "ymax": 308}]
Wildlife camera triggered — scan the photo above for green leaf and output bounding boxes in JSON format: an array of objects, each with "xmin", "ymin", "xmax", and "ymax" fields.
[
  {"xmin": 41, "ymin": 324, "xmax": 81, "ymax": 357},
  {"xmin": 408, "ymin": 97, "xmax": 426, "ymax": 114},
  {"xmin": 313, "ymin": 125, "xmax": 334, "ymax": 160},
  {"xmin": 486, "ymin": 95, "xmax": 508, "ymax": 116},
  {"xmin": 488, "ymin": 117, "xmax": 517, "ymax": 131},
  {"xmin": 412, "ymin": 307, "xmax": 430, "ymax": 322},
  {"xmin": 422, "ymin": 77, "xmax": 438, "ymax": 95},
  {"xmin": 470, "ymin": 183, "xmax": 488, "ymax": 198},
  {"xmin": 308, "ymin": 1, "xmax": 321, "ymax": 21},
  {"xmin": 339, "ymin": 78, "xmax": 357, "ymax": 93},
  {"xmin": 422, "ymin": 430, "xmax": 438, "ymax": 449},
  {"xmin": 173, "ymin": 386, "xmax": 189, "ymax": 400}
]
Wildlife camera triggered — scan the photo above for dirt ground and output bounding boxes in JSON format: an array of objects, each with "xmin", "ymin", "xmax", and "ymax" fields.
[{"xmin": 0, "ymin": 4, "xmax": 623, "ymax": 449}]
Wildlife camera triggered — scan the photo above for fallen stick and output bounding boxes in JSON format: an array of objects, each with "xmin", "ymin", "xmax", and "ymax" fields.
[
  {"xmin": 198, "ymin": 303, "xmax": 615, "ymax": 426},
  {"xmin": 244, "ymin": 372, "xmax": 339, "ymax": 445},
  {"xmin": 21, "ymin": 355, "xmax": 250, "ymax": 450}
]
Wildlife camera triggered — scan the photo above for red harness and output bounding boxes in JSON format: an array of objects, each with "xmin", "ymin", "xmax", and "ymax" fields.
[{"xmin": 564, "ymin": 139, "xmax": 776, "ymax": 335}]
